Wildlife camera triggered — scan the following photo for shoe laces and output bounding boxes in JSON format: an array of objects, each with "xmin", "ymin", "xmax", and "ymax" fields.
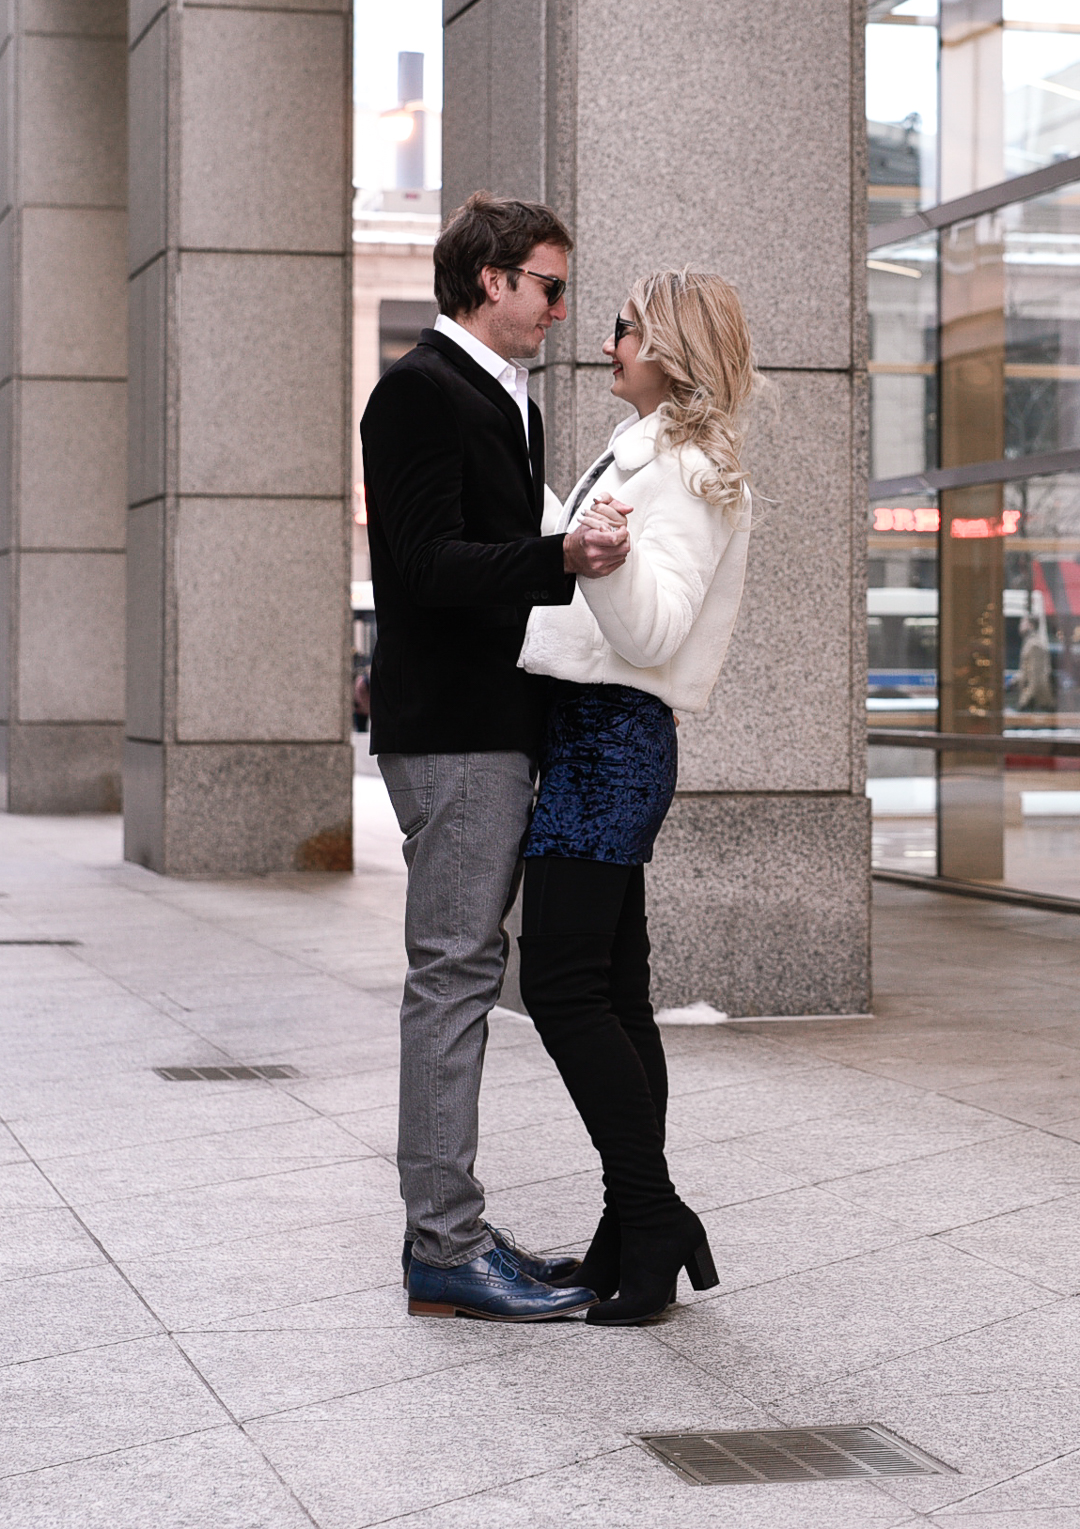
[
  {"xmin": 486, "ymin": 1247, "xmax": 521, "ymax": 1282},
  {"xmin": 484, "ymin": 1221, "xmax": 517, "ymax": 1253}
]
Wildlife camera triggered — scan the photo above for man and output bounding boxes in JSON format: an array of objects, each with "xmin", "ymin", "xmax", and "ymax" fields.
[{"xmin": 361, "ymin": 192, "xmax": 628, "ymax": 1321}]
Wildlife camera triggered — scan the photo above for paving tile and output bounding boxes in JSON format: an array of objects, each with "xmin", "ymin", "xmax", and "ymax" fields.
[
  {"xmin": 779, "ymin": 1298, "xmax": 1080, "ymax": 1513},
  {"xmin": 13, "ymin": 1085, "xmax": 318, "ymax": 1160},
  {"xmin": 731, "ymin": 1095, "xmax": 1017, "ymax": 1182},
  {"xmin": 655, "ymin": 1239, "xmax": 1052, "ymax": 1402},
  {"xmin": 940, "ymin": 1193, "xmax": 1080, "ymax": 1294},
  {"xmin": 933, "ymin": 1447, "xmax": 1080, "ymax": 1515},
  {"xmin": 0, "ymin": 1207, "xmax": 104, "ymax": 1282},
  {"xmin": 116, "ymin": 1209, "xmax": 405, "ymax": 1327},
  {"xmin": 764, "ymin": 1029, "xmax": 1080, "ymax": 1094},
  {"xmin": 669, "ymin": 1065, "xmax": 927, "ymax": 1142},
  {"xmin": 0, "ymin": 1337, "xmax": 225, "ymax": 1476},
  {"xmin": 373, "ymin": 1445, "xmax": 920, "ymax": 1529},
  {"xmin": 824, "ymin": 1132, "xmax": 1080, "ymax": 1235},
  {"xmin": 334, "ymin": 1101, "xmax": 399, "ymax": 1156},
  {"xmin": 43, "ymin": 1115, "xmax": 377, "ymax": 1205},
  {"xmin": 0, "ymin": 1124, "xmax": 26, "ymax": 1167},
  {"xmin": 931, "ymin": 1514, "xmax": 1080, "ymax": 1528},
  {"xmin": 279, "ymin": 1064, "xmax": 403, "ymax": 1116},
  {"xmin": 0, "ymin": 1262, "xmax": 160, "ymax": 1365},
  {"xmin": 481, "ymin": 1171, "xmax": 609, "ymax": 1252},
  {"xmin": 700, "ymin": 1184, "xmax": 911, "ymax": 1293},
  {"xmin": 175, "ymin": 1284, "xmax": 581, "ymax": 1419},
  {"xmin": 944, "ymin": 1070, "xmax": 1080, "ymax": 1128},
  {"xmin": 0, "ymin": 1427, "xmax": 316, "ymax": 1529},
  {"xmin": 477, "ymin": 1073, "xmax": 605, "ymax": 1135},
  {"xmin": 246, "ymin": 1331, "xmax": 769, "ymax": 1528},
  {"xmin": 78, "ymin": 1155, "xmax": 402, "ymax": 1258},
  {"xmin": 0, "ymin": 1159, "xmax": 65, "ymax": 1212}
]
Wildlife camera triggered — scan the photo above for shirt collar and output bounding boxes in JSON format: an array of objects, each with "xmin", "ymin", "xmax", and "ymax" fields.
[{"xmin": 434, "ymin": 313, "xmax": 527, "ymax": 387}]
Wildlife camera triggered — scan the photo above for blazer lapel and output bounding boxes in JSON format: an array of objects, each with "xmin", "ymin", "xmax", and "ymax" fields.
[
  {"xmin": 528, "ymin": 398, "xmax": 545, "ymax": 520},
  {"xmin": 419, "ymin": 330, "xmax": 532, "ymax": 473}
]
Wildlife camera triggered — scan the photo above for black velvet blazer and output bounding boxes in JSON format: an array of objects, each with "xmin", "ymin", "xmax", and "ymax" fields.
[{"xmin": 360, "ymin": 328, "xmax": 573, "ymax": 755}]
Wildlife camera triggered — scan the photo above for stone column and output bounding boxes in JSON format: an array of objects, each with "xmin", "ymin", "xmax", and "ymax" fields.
[
  {"xmin": 0, "ymin": 0, "xmax": 128, "ymax": 813},
  {"xmin": 445, "ymin": 0, "xmax": 871, "ymax": 1016},
  {"xmin": 125, "ymin": 0, "xmax": 354, "ymax": 874}
]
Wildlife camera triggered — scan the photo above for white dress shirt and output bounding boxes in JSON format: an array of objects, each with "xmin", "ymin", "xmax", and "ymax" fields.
[{"xmin": 434, "ymin": 312, "xmax": 531, "ymax": 448}]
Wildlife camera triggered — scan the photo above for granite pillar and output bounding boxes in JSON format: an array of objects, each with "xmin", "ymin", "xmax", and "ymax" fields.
[
  {"xmin": 0, "ymin": 0, "xmax": 128, "ymax": 812},
  {"xmin": 445, "ymin": 0, "xmax": 871, "ymax": 1015},
  {"xmin": 124, "ymin": 0, "xmax": 353, "ymax": 874}
]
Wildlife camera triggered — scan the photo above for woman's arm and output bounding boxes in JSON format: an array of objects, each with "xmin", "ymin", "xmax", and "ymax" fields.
[{"xmin": 578, "ymin": 462, "xmax": 733, "ymax": 668}]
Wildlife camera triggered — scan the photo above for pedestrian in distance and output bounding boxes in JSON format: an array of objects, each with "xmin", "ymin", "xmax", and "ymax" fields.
[
  {"xmin": 360, "ymin": 191, "xmax": 629, "ymax": 1322},
  {"xmin": 517, "ymin": 268, "xmax": 757, "ymax": 1324}
]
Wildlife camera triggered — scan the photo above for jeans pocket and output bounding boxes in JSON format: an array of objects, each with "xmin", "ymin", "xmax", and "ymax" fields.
[
  {"xmin": 388, "ymin": 786, "xmax": 430, "ymax": 839},
  {"xmin": 382, "ymin": 755, "xmax": 435, "ymax": 838}
]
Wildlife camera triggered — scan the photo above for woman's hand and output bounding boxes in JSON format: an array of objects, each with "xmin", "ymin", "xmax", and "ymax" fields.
[{"xmin": 583, "ymin": 492, "xmax": 633, "ymax": 530}]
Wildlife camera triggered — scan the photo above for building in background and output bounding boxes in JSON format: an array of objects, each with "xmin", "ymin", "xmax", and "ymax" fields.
[
  {"xmin": 866, "ymin": 0, "xmax": 1080, "ymax": 903},
  {"xmin": 352, "ymin": 34, "xmax": 440, "ymax": 585}
]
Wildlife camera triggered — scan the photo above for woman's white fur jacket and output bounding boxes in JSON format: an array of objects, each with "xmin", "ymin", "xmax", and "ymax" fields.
[{"xmin": 519, "ymin": 410, "xmax": 751, "ymax": 714}]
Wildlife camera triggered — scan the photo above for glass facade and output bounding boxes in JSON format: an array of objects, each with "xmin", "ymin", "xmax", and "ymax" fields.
[{"xmin": 867, "ymin": 0, "xmax": 1080, "ymax": 905}]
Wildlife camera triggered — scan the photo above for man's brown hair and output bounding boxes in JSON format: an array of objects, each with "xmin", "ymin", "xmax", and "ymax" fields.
[{"xmin": 434, "ymin": 191, "xmax": 573, "ymax": 317}]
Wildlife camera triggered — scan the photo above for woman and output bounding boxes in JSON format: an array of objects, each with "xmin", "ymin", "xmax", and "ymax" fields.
[{"xmin": 517, "ymin": 268, "xmax": 756, "ymax": 1325}]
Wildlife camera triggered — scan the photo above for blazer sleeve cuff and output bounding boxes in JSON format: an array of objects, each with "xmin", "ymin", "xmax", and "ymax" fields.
[{"xmin": 522, "ymin": 534, "xmax": 575, "ymax": 606}]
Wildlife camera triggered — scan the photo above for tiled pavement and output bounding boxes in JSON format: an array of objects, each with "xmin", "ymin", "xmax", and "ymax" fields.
[{"xmin": 1, "ymin": 781, "xmax": 1080, "ymax": 1527}]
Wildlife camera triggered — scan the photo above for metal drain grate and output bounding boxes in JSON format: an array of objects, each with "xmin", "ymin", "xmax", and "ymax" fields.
[
  {"xmin": 154, "ymin": 1065, "xmax": 301, "ymax": 1082},
  {"xmin": 635, "ymin": 1425, "xmax": 955, "ymax": 1486}
]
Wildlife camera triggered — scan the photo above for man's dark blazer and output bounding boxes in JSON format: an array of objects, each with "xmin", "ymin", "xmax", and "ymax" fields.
[{"xmin": 360, "ymin": 327, "xmax": 574, "ymax": 755}]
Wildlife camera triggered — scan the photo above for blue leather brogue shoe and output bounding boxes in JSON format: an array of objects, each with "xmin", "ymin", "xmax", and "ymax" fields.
[
  {"xmin": 401, "ymin": 1224, "xmax": 581, "ymax": 1288},
  {"xmin": 407, "ymin": 1246, "xmax": 596, "ymax": 1321}
]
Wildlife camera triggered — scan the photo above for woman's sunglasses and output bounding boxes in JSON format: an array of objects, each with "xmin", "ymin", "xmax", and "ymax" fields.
[
  {"xmin": 614, "ymin": 312, "xmax": 638, "ymax": 348},
  {"xmin": 504, "ymin": 267, "xmax": 567, "ymax": 305}
]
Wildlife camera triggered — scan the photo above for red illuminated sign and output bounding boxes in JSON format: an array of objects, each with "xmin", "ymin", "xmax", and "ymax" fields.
[
  {"xmin": 873, "ymin": 507, "xmax": 940, "ymax": 532},
  {"xmin": 950, "ymin": 510, "xmax": 1021, "ymax": 538},
  {"xmin": 872, "ymin": 507, "xmax": 1021, "ymax": 538}
]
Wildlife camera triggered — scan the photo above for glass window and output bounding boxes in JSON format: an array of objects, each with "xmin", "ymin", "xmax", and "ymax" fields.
[
  {"xmin": 868, "ymin": 233, "xmax": 939, "ymax": 480},
  {"xmin": 940, "ymin": 1, "xmax": 1080, "ymax": 200},
  {"xmin": 940, "ymin": 180, "xmax": 1080, "ymax": 470},
  {"xmin": 1004, "ymin": 2, "xmax": 1080, "ymax": 179},
  {"xmin": 1003, "ymin": 470, "xmax": 1080, "ymax": 719},
  {"xmin": 867, "ymin": 2, "xmax": 939, "ymax": 224}
]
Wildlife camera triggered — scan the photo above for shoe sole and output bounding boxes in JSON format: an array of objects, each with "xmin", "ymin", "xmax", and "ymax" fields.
[
  {"xmin": 408, "ymin": 1298, "xmax": 596, "ymax": 1320},
  {"xmin": 585, "ymin": 1304, "xmax": 669, "ymax": 1327}
]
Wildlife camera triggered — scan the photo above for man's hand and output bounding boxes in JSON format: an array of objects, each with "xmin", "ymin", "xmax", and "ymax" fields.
[
  {"xmin": 563, "ymin": 521, "xmax": 628, "ymax": 578},
  {"xmin": 562, "ymin": 494, "xmax": 633, "ymax": 579}
]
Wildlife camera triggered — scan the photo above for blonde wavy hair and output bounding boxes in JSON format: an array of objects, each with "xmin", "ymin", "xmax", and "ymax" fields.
[{"xmin": 627, "ymin": 268, "xmax": 759, "ymax": 515}]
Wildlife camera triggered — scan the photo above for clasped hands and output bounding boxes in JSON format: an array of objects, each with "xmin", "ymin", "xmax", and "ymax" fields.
[{"xmin": 562, "ymin": 493, "xmax": 633, "ymax": 579}]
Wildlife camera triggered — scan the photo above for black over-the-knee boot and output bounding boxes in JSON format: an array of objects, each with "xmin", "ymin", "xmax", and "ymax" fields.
[
  {"xmin": 518, "ymin": 931, "xmax": 680, "ymax": 1234},
  {"xmin": 609, "ymin": 866, "xmax": 668, "ymax": 1141}
]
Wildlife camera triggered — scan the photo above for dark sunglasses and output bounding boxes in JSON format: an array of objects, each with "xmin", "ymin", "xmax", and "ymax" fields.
[
  {"xmin": 504, "ymin": 266, "xmax": 567, "ymax": 305},
  {"xmin": 614, "ymin": 312, "xmax": 638, "ymax": 348}
]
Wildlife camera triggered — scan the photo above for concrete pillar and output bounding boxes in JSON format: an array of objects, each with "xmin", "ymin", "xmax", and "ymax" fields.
[
  {"xmin": 124, "ymin": 0, "xmax": 353, "ymax": 874},
  {"xmin": 445, "ymin": 0, "xmax": 871, "ymax": 1015},
  {"xmin": 0, "ymin": 0, "xmax": 128, "ymax": 813}
]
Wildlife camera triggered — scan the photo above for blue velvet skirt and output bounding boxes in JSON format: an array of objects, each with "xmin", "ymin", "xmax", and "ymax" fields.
[{"xmin": 523, "ymin": 681, "xmax": 678, "ymax": 866}]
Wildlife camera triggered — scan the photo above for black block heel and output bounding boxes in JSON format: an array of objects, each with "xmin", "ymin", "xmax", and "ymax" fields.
[{"xmin": 684, "ymin": 1238, "xmax": 719, "ymax": 1291}]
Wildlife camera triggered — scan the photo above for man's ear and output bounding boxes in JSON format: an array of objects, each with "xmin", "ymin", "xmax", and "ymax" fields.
[{"xmin": 479, "ymin": 265, "xmax": 504, "ymax": 304}]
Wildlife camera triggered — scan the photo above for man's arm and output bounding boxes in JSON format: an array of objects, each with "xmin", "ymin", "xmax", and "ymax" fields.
[{"xmin": 362, "ymin": 368, "xmax": 579, "ymax": 607}]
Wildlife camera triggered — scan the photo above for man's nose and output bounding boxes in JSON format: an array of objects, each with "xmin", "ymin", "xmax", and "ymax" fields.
[{"xmin": 551, "ymin": 295, "xmax": 568, "ymax": 322}]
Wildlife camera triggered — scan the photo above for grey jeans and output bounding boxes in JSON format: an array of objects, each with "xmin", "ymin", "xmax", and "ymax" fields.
[{"xmin": 379, "ymin": 750, "xmax": 535, "ymax": 1268}]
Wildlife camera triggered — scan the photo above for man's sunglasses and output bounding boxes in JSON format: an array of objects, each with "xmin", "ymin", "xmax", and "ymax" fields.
[
  {"xmin": 504, "ymin": 267, "xmax": 567, "ymax": 305},
  {"xmin": 614, "ymin": 312, "xmax": 638, "ymax": 348}
]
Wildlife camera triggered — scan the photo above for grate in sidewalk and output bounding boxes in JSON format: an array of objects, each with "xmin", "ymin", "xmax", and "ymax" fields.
[
  {"xmin": 154, "ymin": 1065, "xmax": 302, "ymax": 1082},
  {"xmin": 634, "ymin": 1425, "xmax": 955, "ymax": 1486}
]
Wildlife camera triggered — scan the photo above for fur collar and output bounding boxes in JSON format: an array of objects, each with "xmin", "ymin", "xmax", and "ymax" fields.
[{"xmin": 609, "ymin": 411, "xmax": 661, "ymax": 473}]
